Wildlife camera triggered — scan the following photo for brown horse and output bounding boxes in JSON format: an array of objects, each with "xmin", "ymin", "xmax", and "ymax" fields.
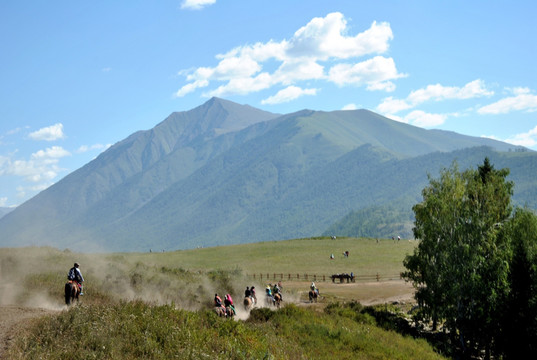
[
  {"xmin": 214, "ymin": 305, "xmax": 227, "ymax": 317},
  {"xmin": 243, "ymin": 296, "xmax": 254, "ymax": 311},
  {"xmin": 273, "ymin": 293, "xmax": 282, "ymax": 308},
  {"xmin": 64, "ymin": 280, "xmax": 80, "ymax": 305}
]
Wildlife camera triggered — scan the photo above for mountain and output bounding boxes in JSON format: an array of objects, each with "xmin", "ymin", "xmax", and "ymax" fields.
[
  {"xmin": 0, "ymin": 98, "xmax": 534, "ymax": 251},
  {"xmin": 0, "ymin": 207, "xmax": 14, "ymax": 220}
]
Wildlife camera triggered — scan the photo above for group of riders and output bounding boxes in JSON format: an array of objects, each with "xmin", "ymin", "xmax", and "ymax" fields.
[
  {"xmin": 213, "ymin": 282, "xmax": 287, "ymax": 316},
  {"xmin": 66, "ymin": 262, "xmax": 320, "ymax": 310}
]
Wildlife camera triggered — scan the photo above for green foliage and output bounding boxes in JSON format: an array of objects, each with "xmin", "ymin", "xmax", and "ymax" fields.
[
  {"xmin": 402, "ymin": 158, "xmax": 537, "ymax": 359},
  {"xmin": 497, "ymin": 207, "xmax": 537, "ymax": 358}
]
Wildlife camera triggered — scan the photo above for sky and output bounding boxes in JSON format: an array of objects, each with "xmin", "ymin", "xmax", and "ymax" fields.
[{"xmin": 1, "ymin": 0, "xmax": 536, "ymax": 207}]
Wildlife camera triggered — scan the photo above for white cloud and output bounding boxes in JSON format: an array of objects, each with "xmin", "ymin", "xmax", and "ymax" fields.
[
  {"xmin": 487, "ymin": 125, "xmax": 537, "ymax": 148},
  {"xmin": 261, "ymin": 86, "xmax": 317, "ymax": 105},
  {"xmin": 328, "ymin": 56, "xmax": 404, "ymax": 89},
  {"xmin": 377, "ymin": 79, "xmax": 493, "ymax": 117},
  {"xmin": 28, "ymin": 123, "xmax": 65, "ymax": 141},
  {"xmin": 181, "ymin": 0, "xmax": 216, "ymax": 10},
  {"xmin": 377, "ymin": 96, "xmax": 412, "ymax": 114},
  {"xmin": 76, "ymin": 143, "xmax": 110, "ymax": 153},
  {"xmin": 407, "ymin": 79, "xmax": 493, "ymax": 105},
  {"xmin": 342, "ymin": 103, "xmax": 357, "ymax": 110},
  {"xmin": 0, "ymin": 197, "xmax": 7, "ymax": 206},
  {"xmin": 404, "ymin": 110, "xmax": 447, "ymax": 127},
  {"xmin": 0, "ymin": 146, "xmax": 70, "ymax": 185},
  {"xmin": 175, "ymin": 12, "xmax": 403, "ymax": 101},
  {"xmin": 287, "ymin": 15, "xmax": 392, "ymax": 60},
  {"xmin": 477, "ymin": 89, "xmax": 537, "ymax": 114},
  {"xmin": 31, "ymin": 146, "xmax": 71, "ymax": 159}
]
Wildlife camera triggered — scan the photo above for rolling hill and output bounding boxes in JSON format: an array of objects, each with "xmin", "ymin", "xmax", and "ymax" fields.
[{"xmin": 0, "ymin": 98, "xmax": 534, "ymax": 251}]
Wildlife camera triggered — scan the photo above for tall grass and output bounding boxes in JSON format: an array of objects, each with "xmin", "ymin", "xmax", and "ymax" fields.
[{"xmin": 8, "ymin": 302, "xmax": 446, "ymax": 360}]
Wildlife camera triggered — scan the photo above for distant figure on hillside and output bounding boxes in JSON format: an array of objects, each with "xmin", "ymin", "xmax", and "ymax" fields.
[
  {"xmin": 245, "ymin": 286, "xmax": 251, "ymax": 297},
  {"xmin": 397, "ymin": 236, "xmax": 401, "ymax": 242},
  {"xmin": 330, "ymin": 253, "xmax": 334, "ymax": 259}
]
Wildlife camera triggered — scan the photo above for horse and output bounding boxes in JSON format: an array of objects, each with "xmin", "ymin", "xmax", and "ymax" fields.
[
  {"xmin": 243, "ymin": 296, "xmax": 254, "ymax": 311},
  {"xmin": 214, "ymin": 305, "xmax": 227, "ymax": 317},
  {"xmin": 273, "ymin": 293, "xmax": 282, "ymax": 308},
  {"xmin": 64, "ymin": 280, "xmax": 80, "ymax": 305},
  {"xmin": 308, "ymin": 289, "xmax": 319, "ymax": 303}
]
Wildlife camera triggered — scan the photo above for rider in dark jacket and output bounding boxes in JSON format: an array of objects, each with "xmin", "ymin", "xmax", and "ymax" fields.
[{"xmin": 67, "ymin": 262, "xmax": 84, "ymax": 295}]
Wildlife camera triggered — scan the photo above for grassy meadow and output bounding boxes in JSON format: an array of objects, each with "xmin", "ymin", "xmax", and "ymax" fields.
[{"xmin": 0, "ymin": 237, "xmax": 450, "ymax": 359}]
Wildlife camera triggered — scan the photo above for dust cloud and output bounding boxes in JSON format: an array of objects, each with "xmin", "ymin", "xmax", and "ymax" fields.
[{"xmin": 0, "ymin": 247, "xmax": 302, "ymax": 320}]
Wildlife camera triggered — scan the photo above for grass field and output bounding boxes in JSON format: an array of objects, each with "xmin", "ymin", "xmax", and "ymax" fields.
[{"xmin": 0, "ymin": 238, "xmax": 451, "ymax": 360}]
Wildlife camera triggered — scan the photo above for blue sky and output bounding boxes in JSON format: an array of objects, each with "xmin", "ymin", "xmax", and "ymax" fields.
[{"xmin": 1, "ymin": 0, "xmax": 536, "ymax": 207}]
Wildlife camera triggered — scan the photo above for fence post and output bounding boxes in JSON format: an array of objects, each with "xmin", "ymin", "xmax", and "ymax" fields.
[
  {"xmin": 280, "ymin": 273, "xmax": 283, "ymax": 280},
  {"xmin": 305, "ymin": 274, "xmax": 308, "ymax": 281},
  {"xmin": 273, "ymin": 273, "xmax": 276, "ymax": 280},
  {"xmin": 253, "ymin": 274, "xmax": 256, "ymax": 280},
  {"xmin": 376, "ymin": 273, "xmax": 380, "ymax": 282},
  {"xmin": 323, "ymin": 275, "xmax": 325, "ymax": 281},
  {"xmin": 297, "ymin": 274, "xmax": 300, "ymax": 280},
  {"xmin": 314, "ymin": 274, "xmax": 317, "ymax": 281}
]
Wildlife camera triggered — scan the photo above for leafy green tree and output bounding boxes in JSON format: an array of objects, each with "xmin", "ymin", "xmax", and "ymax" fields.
[
  {"xmin": 403, "ymin": 159, "xmax": 513, "ymax": 358},
  {"xmin": 498, "ymin": 207, "xmax": 537, "ymax": 359}
]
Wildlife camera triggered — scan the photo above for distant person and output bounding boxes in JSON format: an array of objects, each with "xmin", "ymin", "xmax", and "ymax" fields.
[
  {"xmin": 250, "ymin": 286, "xmax": 257, "ymax": 304},
  {"xmin": 214, "ymin": 293, "xmax": 223, "ymax": 307},
  {"xmin": 330, "ymin": 253, "xmax": 334, "ymax": 259},
  {"xmin": 67, "ymin": 262, "xmax": 84, "ymax": 295},
  {"xmin": 245, "ymin": 286, "xmax": 251, "ymax": 298},
  {"xmin": 397, "ymin": 236, "xmax": 401, "ymax": 242},
  {"xmin": 224, "ymin": 294, "xmax": 236, "ymax": 315}
]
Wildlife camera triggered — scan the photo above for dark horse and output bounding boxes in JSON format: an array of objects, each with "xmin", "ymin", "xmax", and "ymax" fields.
[
  {"xmin": 64, "ymin": 280, "xmax": 80, "ymax": 305},
  {"xmin": 308, "ymin": 289, "xmax": 319, "ymax": 303}
]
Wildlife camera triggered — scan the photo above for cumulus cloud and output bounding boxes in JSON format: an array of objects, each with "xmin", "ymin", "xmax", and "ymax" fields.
[
  {"xmin": 261, "ymin": 86, "xmax": 317, "ymax": 105},
  {"xmin": 181, "ymin": 0, "xmax": 216, "ymax": 10},
  {"xmin": 407, "ymin": 79, "xmax": 493, "ymax": 105},
  {"xmin": 0, "ymin": 146, "xmax": 70, "ymax": 186},
  {"xmin": 175, "ymin": 12, "xmax": 403, "ymax": 101},
  {"xmin": 376, "ymin": 79, "xmax": 493, "ymax": 128},
  {"xmin": 477, "ymin": 87, "xmax": 537, "ymax": 114},
  {"xmin": 483, "ymin": 125, "xmax": 537, "ymax": 148},
  {"xmin": 76, "ymin": 143, "xmax": 110, "ymax": 153},
  {"xmin": 342, "ymin": 103, "xmax": 357, "ymax": 110},
  {"xmin": 404, "ymin": 110, "xmax": 447, "ymax": 127},
  {"xmin": 28, "ymin": 123, "xmax": 65, "ymax": 141}
]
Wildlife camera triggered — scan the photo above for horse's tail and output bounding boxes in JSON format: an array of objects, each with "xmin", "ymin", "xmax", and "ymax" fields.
[{"xmin": 65, "ymin": 282, "xmax": 72, "ymax": 305}]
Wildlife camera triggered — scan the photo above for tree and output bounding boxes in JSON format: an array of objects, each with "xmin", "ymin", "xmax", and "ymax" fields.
[
  {"xmin": 498, "ymin": 207, "xmax": 537, "ymax": 359},
  {"xmin": 402, "ymin": 158, "xmax": 513, "ymax": 358}
]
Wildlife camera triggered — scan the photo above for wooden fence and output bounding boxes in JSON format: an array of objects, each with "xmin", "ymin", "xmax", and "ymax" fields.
[{"xmin": 247, "ymin": 273, "xmax": 403, "ymax": 283}]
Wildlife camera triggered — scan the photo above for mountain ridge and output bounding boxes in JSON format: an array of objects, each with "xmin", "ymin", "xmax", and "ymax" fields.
[{"xmin": 0, "ymin": 98, "xmax": 533, "ymax": 251}]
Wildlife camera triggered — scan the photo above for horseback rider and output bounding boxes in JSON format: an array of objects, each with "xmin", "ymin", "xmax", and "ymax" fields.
[
  {"xmin": 224, "ymin": 294, "xmax": 236, "ymax": 316},
  {"xmin": 214, "ymin": 293, "xmax": 223, "ymax": 307},
  {"xmin": 273, "ymin": 283, "xmax": 283, "ymax": 301},
  {"xmin": 310, "ymin": 281, "xmax": 319, "ymax": 295},
  {"xmin": 250, "ymin": 286, "xmax": 257, "ymax": 304},
  {"xmin": 67, "ymin": 262, "xmax": 84, "ymax": 295},
  {"xmin": 245, "ymin": 286, "xmax": 251, "ymax": 298}
]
